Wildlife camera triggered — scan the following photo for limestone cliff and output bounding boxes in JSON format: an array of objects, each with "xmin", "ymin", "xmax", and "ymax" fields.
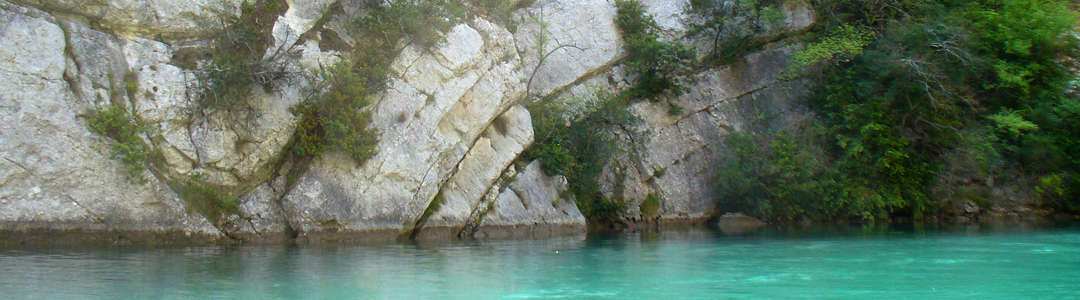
[{"xmin": 0, "ymin": 0, "xmax": 813, "ymax": 245}]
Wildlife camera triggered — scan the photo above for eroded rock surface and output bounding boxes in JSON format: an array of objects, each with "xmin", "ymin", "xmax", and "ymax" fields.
[
  {"xmin": 474, "ymin": 161, "xmax": 587, "ymax": 239},
  {"xmin": 603, "ymin": 48, "xmax": 810, "ymax": 222},
  {"xmin": 0, "ymin": 0, "xmax": 812, "ymax": 244},
  {"xmin": 7, "ymin": 0, "xmax": 242, "ymax": 40},
  {"xmin": 0, "ymin": 4, "xmax": 221, "ymax": 242},
  {"xmin": 416, "ymin": 104, "xmax": 535, "ymax": 239},
  {"xmin": 281, "ymin": 19, "xmax": 537, "ymax": 243},
  {"xmin": 515, "ymin": 0, "xmax": 622, "ymax": 96}
]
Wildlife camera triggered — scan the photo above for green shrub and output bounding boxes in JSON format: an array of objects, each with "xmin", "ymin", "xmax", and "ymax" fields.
[
  {"xmin": 524, "ymin": 91, "xmax": 637, "ymax": 223},
  {"xmin": 790, "ymin": 24, "xmax": 873, "ymax": 73},
  {"xmin": 172, "ymin": 174, "xmax": 239, "ymax": 221},
  {"xmin": 199, "ymin": 0, "xmax": 289, "ymax": 114},
  {"xmin": 640, "ymin": 194, "xmax": 662, "ymax": 218},
  {"xmin": 87, "ymin": 104, "xmax": 148, "ymax": 182},
  {"xmin": 614, "ymin": 0, "xmax": 698, "ymax": 100},
  {"xmin": 289, "ymin": 62, "xmax": 379, "ymax": 163},
  {"xmin": 732, "ymin": 0, "xmax": 1080, "ymax": 223}
]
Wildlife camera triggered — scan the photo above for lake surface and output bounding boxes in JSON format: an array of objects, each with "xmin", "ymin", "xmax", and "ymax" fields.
[{"xmin": 2, "ymin": 224, "xmax": 1079, "ymax": 299}]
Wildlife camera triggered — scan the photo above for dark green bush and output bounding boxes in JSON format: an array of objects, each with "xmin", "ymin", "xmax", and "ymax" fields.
[
  {"xmin": 524, "ymin": 92, "xmax": 636, "ymax": 223},
  {"xmin": 719, "ymin": 0, "xmax": 1080, "ymax": 222},
  {"xmin": 686, "ymin": 0, "xmax": 785, "ymax": 64},
  {"xmin": 640, "ymin": 194, "xmax": 662, "ymax": 218},
  {"xmin": 87, "ymin": 104, "xmax": 148, "ymax": 182},
  {"xmin": 199, "ymin": 0, "xmax": 289, "ymax": 114},
  {"xmin": 614, "ymin": 0, "xmax": 698, "ymax": 100},
  {"xmin": 289, "ymin": 62, "xmax": 379, "ymax": 163}
]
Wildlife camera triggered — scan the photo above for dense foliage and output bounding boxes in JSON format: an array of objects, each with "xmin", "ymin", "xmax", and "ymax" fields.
[
  {"xmin": 524, "ymin": 92, "xmax": 636, "ymax": 223},
  {"xmin": 716, "ymin": 0, "xmax": 1080, "ymax": 222}
]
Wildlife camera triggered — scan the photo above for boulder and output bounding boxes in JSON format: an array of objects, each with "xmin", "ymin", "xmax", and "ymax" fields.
[{"xmin": 717, "ymin": 213, "xmax": 767, "ymax": 235}]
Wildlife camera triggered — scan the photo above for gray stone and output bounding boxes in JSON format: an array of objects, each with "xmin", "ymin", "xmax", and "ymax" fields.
[
  {"xmin": 221, "ymin": 183, "xmax": 290, "ymax": 242},
  {"xmin": 0, "ymin": 5, "xmax": 220, "ymax": 241},
  {"xmin": 281, "ymin": 19, "xmax": 530, "ymax": 242},
  {"xmin": 418, "ymin": 104, "xmax": 535, "ymax": 236},
  {"xmin": 474, "ymin": 160, "xmax": 587, "ymax": 239},
  {"xmin": 602, "ymin": 48, "xmax": 810, "ymax": 221},
  {"xmin": 782, "ymin": 1, "xmax": 816, "ymax": 31},
  {"xmin": 8, "ymin": 0, "xmax": 243, "ymax": 41},
  {"xmin": 717, "ymin": 213, "xmax": 767, "ymax": 235},
  {"xmin": 59, "ymin": 19, "xmax": 127, "ymax": 107},
  {"xmin": 515, "ymin": 0, "xmax": 622, "ymax": 96}
]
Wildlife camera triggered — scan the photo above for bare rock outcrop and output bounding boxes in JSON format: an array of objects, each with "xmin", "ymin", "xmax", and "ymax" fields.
[
  {"xmin": 0, "ymin": 4, "xmax": 221, "ymax": 244},
  {"xmin": 473, "ymin": 161, "xmax": 587, "ymax": 239},
  {"xmin": 7, "ymin": 0, "xmax": 242, "ymax": 40},
  {"xmin": 281, "ymin": 19, "xmax": 542, "ymax": 243}
]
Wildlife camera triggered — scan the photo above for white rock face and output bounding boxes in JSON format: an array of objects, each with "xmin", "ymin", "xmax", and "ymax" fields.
[
  {"xmin": 474, "ymin": 161, "xmax": 587, "ymax": 239},
  {"xmin": 608, "ymin": 48, "xmax": 810, "ymax": 221},
  {"xmin": 269, "ymin": 0, "xmax": 336, "ymax": 54},
  {"xmin": 515, "ymin": 0, "xmax": 622, "ymax": 96},
  {"xmin": 0, "ymin": 0, "xmax": 809, "ymax": 243},
  {"xmin": 185, "ymin": 86, "xmax": 299, "ymax": 187},
  {"xmin": 221, "ymin": 183, "xmax": 290, "ymax": 241},
  {"xmin": 7, "ymin": 0, "xmax": 242, "ymax": 40},
  {"xmin": 0, "ymin": 4, "xmax": 220, "ymax": 240},
  {"xmin": 281, "ymin": 19, "xmax": 540, "ymax": 242},
  {"xmin": 420, "ymin": 104, "xmax": 535, "ymax": 233}
]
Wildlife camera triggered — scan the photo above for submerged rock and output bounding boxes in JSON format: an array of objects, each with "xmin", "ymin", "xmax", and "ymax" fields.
[{"xmin": 717, "ymin": 213, "xmax": 767, "ymax": 235}]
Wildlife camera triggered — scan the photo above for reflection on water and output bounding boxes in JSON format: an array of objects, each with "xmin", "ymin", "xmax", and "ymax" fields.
[{"xmin": 2, "ymin": 224, "xmax": 1078, "ymax": 300}]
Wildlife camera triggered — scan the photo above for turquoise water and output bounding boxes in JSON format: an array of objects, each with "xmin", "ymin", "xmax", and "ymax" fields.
[{"xmin": 2, "ymin": 225, "xmax": 1079, "ymax": 299}]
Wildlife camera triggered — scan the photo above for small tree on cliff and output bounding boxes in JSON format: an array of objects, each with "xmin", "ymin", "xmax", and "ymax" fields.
[{"xmin": 686, "ymin": 0, "xmax": 784, "ymax": 64}]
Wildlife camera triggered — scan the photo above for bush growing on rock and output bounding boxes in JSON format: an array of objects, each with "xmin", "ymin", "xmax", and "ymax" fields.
[
  {"xmin": 614, "ymin": 0, "xmax": 698, "ymax": 100},
  {"xmin": 686, "ymin": 0, "xmax": 785, "ymax": 64},
  {"xmin": 290, "ymin": 62, "xmax": 379, "ymax": 163},
  {"xmin": 524, "ymin": 91, "xmax": 635, "ymax": 224},
  {"xmin": 198, "ymin": 0, "xmax": 291, "ymax": 115},
  {"xmin": 86, "ymin": 104, "xmax": 149, "ymax": 182}
]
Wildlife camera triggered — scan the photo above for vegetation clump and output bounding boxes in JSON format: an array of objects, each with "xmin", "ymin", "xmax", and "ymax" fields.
[
  {"xmin": 614, "ymin": 0, "xmax": 698, "ymax": 100},
  {"xmin": 640, "ymin": 194, "xmax": 662, "ymax": 218},
  {"xmin": 524, "ymin": 91, "xmax": 636, "ymax": 224},
  {"xmin": 290, "ymin": 62, "xmax": 379, "ymax": 162},
  {"xmin": 86, "ymin": 104, "xmax": 149, "ymax": 182},
  {"xmin": 172, "ymin": 174, "xmax": 240, "ymax": 222},
  {"xmin": 686, "ymin": 0, "xmax": 786, "ymax": 64},
  {"xmin": 715, "ymin": 0, "xmax": 1080, "ymax": 222},
  {"xmin": 198, "ymin": 0, "xmax": 291, "ymax": 115}
]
